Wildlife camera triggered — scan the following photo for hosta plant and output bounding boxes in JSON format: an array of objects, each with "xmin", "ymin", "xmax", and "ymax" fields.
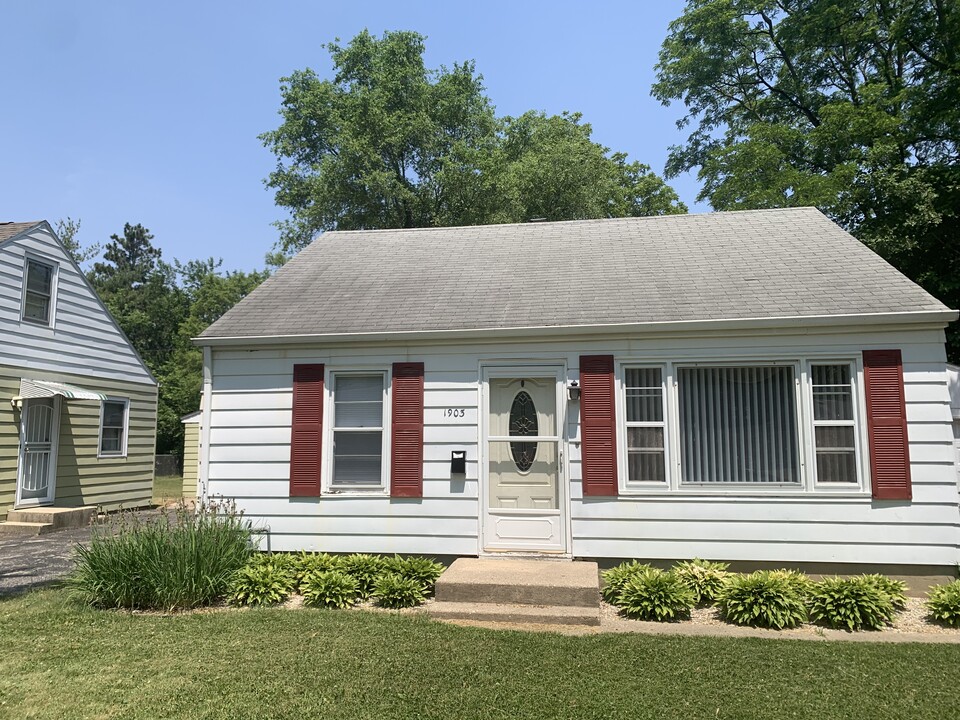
[
  {"xmin": 383, "ymin": 555, "xmax": 445, "ymax": 593},
  {"xmin": 926, "ymin": 580, "xmax": 960, "ymax": 627},
  {"xmin": 808, "ymin": 577, "xmax": 896, "ymax": 631},
  {"xmin": 600, "ymin": 561, "xmax": 652, "ymax": 604},
  {"xmin": 373, "ymin": 573, "xmax": 427, "ymax": 609},
  {"xmin": 615, "ymin": 568, "xmax": 694, "ymax": 622},
  {"xmin": 673, "ymin": 559, "xmax": 730, "ymax": 605},
  {"xmin": 340, "ymin": 554, "xmax": 389, "ymax": 599},
  {"xmin": 301, "ymin": 570, "xmax": 359, "ymax": 609},
  {"xmin": 228, "ymin": 562, "xmax": 296, "ymax": 607},
  {"xmin": 291, "ymin": 552, "xmax": 344, "ymax": 590},
  {"xmin": 717, "ymin": 571, "xmax": 807, "ymax": 630},
  {"xmin": 858, "ymin": 574, "xmax": 908, "ymax": 610},
  {"xmin": 767, "ymin": 569, "xmax": 814, "ymax": 598}
]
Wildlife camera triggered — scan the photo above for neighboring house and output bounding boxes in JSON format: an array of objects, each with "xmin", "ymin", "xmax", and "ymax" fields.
[
  {"xmin": 0, "ymin": 221, "xmax": 158, "ymax": 522},
  {"xmin": 948, "ymin": 365, "xmax": 960, "ymax": 481},
  {"xmin": 195, "ymin": 208, "xmax": 959, "ymax": 579},
  {"xmin": 181, "ymin": 410, "xmax": 200, "ymax": 498}
]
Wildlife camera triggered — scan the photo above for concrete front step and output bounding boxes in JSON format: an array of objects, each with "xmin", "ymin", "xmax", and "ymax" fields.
[
  {"xmin": 427, "ymin": 601, "xmax": 601, "ymax": 626},
  {"xmin": 434, "ymin": 558, "xmax": 600, "ymax": 608},
  {"xmin": 5, "ymin": 506, "xmax": 96, "ymax": 531},
  {"xmin": 0, "ymin": 521, "xmax": 56, "ymax": 536}
]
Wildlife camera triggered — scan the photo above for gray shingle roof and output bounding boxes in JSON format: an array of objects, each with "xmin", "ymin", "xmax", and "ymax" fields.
[
  {"xmin": 0, "ymin": 221, "xmax": 41, "ymax": 244},
  {"xmin": 200, "ymin": 208, "xmax": 952, "ymax": 340}
]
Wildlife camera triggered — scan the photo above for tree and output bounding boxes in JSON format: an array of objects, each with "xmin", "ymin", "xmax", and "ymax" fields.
[
  {"xmin": 653, "ymin": 0, "xmax": 960, "ymax": 356},
  {"xmin": 55, "ymin": 217, "xmax": 101, "ymax": 265},
  {"xmin": 263, "ymin": 29, "xmax": 685, "ymax": 252}
]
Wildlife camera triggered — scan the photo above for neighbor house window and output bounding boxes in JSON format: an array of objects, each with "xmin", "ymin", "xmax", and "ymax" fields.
[
  {"xmin": 330, "ymin": 373, "xmax": 386, "ymax": 489},
  {"xmin": 810, "ymin": 364, "xmax": 859, "ymax": 484},
  {"xmin": 22, "ymin": 258, "xmax": 56, "ymax": 325},
  {"xmin": 99, "ymin": 399, "xmax": 129, "ymax": 457},
  {"xmin": 623, "ymin": 367, "xmax": 667, "ymax": 483},
  {"xmin": 677, "ymin": 366, "xmax": 800, "ymax": 484}
]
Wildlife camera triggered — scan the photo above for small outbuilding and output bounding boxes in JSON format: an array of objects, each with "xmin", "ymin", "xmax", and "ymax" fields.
[{"xmin": 194, "ymin": 208, "xmax": 959, "ymax": 581}]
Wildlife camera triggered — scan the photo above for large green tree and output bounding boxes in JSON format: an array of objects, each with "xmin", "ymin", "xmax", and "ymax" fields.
[
  {"xmin": 262, "ymin": 30, "xmax": 685, "ymax": 252},
  {"xmin": 654, "ymin": 0, "xmax": 960, "ymax": 356}
]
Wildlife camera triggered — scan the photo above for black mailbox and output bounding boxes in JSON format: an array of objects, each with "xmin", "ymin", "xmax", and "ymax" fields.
[{"xmin": 450, "ymin": 450, "xmax": 466, "ymax": 475}]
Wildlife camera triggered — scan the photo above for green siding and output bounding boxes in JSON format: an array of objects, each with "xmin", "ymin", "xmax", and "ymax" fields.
[
  {"xmin": 0, "ymin": 365, "xmax": 157, "ymax": 520},
  {"xmin": 182, "ymin": 422, "xmax": 199, "ymax": 498}
]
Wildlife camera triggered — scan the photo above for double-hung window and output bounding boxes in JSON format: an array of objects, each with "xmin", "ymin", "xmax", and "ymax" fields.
[
  {"xmin": 99, "ymin": 399, "xmax": 129, "ymax": 457},
  {"xmin": 810, "ymin": 363, "xmax": 859, "ymax": 484},
  {"xmin": 330, "ymin": 373, "xmax": 386, "ymax": 490},
  {"xmin": 624, "ymin": 367, "xmax": 667, "ymax": 484},
  {"xmin": 23, "ymin": 258, "xmax": 56, "ymax": 325}
]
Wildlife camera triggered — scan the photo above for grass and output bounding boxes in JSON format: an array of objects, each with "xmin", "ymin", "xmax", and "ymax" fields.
[
  {"xmin": 153, "ymin": 474, "xmax": 183, "ymax": 504},
  {"xmin": 1, "ymin": 589, "xmax": 959, "ymax": 719}
]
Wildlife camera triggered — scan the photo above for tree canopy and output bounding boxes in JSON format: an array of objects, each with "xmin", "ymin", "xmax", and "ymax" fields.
[
  {"xmin": 262, "ymin": 29, "xmax": 685, "ymax": 252},
  {"xmin": 654, "ymin": 0, "xmax": 960, "ymax": 356}
]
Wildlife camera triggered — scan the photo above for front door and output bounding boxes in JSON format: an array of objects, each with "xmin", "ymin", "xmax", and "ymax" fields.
[
  {"xmin": 482, "ymin": 366, "xmax": 567, "ymax": 553},
  {"xmin": 16, "ymin": 397, "xmax": 59, "ymax": 506}
]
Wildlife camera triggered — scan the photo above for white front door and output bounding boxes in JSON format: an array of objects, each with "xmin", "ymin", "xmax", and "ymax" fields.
[
  {"xmin": 16, "ymin": 397, "xmax": 59, "ymax": 507},
  {"xmin": 481, "ymin": 366, "xmax": 567, "ymax": 553}
]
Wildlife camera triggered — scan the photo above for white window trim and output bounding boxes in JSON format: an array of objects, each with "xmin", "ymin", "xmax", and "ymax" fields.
[
  {"xmin": 616, "ymin": 355, "xmax": 871, "ymax": 497},
  {"xmin": 21, "ymin": 254, "xmax": 59, "ymax": 328},
  {"xmin": 98, "ymin": 397, "xmax": 130, "ymax": 459},
  {"xmin": 616, "ymin": 363, "xmax": 670, "ymax": 490},
  {"xmin": 322, "ymin": 367, "xmax": 391, "ymax": 495}
]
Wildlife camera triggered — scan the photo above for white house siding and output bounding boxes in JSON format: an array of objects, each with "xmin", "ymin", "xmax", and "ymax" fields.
[
  {"xmin": 203, "ymin": 325, "xmax": 959, "ymax": 569},
  {"xmin": 0, "ymin": 225, "xmax": 153, "ymax": 384}
]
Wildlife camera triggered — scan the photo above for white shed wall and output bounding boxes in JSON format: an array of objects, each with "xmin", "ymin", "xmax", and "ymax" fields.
[{"xmin": 204, "ymin": 326, "xmax": 960, "ymax": 567}]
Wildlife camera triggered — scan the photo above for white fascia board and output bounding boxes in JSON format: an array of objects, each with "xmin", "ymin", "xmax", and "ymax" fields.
[{"xmin": 193, "ymin": 310, "xmax": 958, "ymax": 349}]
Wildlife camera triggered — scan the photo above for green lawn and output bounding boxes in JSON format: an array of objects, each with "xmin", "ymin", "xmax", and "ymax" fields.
[
  {"xmin": 152, "ymin": 474, "xmax": 183, "ymax": 504},
  {"xmin": 1, "ymin": 589, "xmax": 958, "ymax": 719}
]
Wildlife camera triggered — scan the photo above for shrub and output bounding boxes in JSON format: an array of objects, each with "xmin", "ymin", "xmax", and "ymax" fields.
[
  {"xmin": 228, "ymin": 562, "xmax": 296, "ymax": 607},
  {"xmin": 373, "ymin": 573, "xmax": 427, "ymax": 609},
  {"xmin": 673, "ymin": 559, "xmax": 730, "ymax": 605},
  {"xmin": 926, "ymin": 580, "xmax": 960, "ymax": 627},
  {"xmin": 615, "ymin": 568, "xmax": 694, "ymax": 622},
  {"xmin": 291, "ymin": 552, "xmax": 343, "ymax": 590},
  {"xmin": 808, "ymin": 577, "xmax": 896, "ymax": 631},
  {"xmin": 301, "ymin": 570, "xmax": 359, "ymax": 609},
  {"xmin": 383, "ymin": 555, "xmax": 445, "ymax": 593},
  {"xmin": 340, "ymin": 554, "xmax": 389, "ymax": 599},
  {"xmin": 858, "ymin": 574, "xmax": 908, "ymax": 610},
  {"xmin": 717, "ymin": 571, "xmax": 808, "ymax": 629},
  {"xmin": 600, "ymin": 561, "xmax": 652, "ymax": 604},
  {"xmin": 68, "ymin": 499, "xmax": 252, "ymax": 611}
]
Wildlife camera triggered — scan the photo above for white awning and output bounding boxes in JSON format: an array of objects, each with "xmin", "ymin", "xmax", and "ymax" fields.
[{"xmin": 16, "ymin": 378, "xmax": 107, "ymax": 402}]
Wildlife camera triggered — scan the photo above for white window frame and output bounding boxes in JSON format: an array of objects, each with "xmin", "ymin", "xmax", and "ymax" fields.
[
  {"xmin": 616, "ymin": 354, "xmax": 870, "ymax": 496},
  {"xmin": 21, "ymin": 254, "xmax": 59, "ymax": 328},
  {"xmin": 98, "ymin": 397, "xmax": 130, "ymax": 459},
  {"xmin": 617, "ymin": 364, "xmax": 670, "ymax": 489},
  {"xmin": 322, "ymin": 368, "xmax": 391, "ymax": 494}
]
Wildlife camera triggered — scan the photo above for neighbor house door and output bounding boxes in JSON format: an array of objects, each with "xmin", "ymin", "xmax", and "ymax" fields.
[
  {"xmin": 481, "ymin": 366, "xmax": 567, "ymax": 553},
  {"xmin": 16, "ymin": 397, "xmax": 59, "ymax": 506}
]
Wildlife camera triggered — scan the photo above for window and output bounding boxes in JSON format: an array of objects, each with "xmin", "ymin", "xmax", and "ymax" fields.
[
  {"xmin": 624, "ymin": 367, "xmax": 667, "ymax": 483},
  {"xmin": 99, "ymin": 399, "xmax": 129, "ymax": 457},
  {"xmin": 678, "ymin": 365, "xmax": 800, "ymax": 484},
  {"xmin": 22, "ymin": 258, "xmax": 56, "ymax": 325},
  {"xmin": 330, "ymin": 373, "xmax": 386, "ymax": 489},
  {"xmin": 811, "ymin": 364, "xmax": 859, "ymax": 484}
]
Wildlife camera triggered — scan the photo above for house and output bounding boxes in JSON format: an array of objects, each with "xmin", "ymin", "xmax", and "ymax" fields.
[
  {"xmin": 0, "ymin": 221, "xmax": 157, "ymax": 527},
  {"xmin": 181, "ymin": 410, "xmax": 201, "ymax": 499},
  {"xmin": 195, "ymin": 208, "xmax": 959, "ymax": 580}
]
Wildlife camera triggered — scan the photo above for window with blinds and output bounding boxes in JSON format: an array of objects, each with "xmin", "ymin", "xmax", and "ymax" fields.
[
  {"xmin": 677, "ymin": 366, "xmax": 801, "ymax": 484},
  {"xmin": 331, "ymin": 373, "xmax": 386, "ymax": 488},
  {"xmin": 624, "ymin": 367, "xmax": 667, "ymax": 483},
  {"xmin": 811, "ymin": 364, "xmax": 859, "ymax": 484}
]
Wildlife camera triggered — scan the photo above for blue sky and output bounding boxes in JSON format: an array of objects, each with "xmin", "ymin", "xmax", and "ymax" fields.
[{"xmin": 1, "ymin": 1, "xmax": 703, "ymax": 273}]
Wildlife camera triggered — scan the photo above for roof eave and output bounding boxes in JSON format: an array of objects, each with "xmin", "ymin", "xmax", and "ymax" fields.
[{"xmin": 194, "ymin": 309, "xmax": 958, "ymax": 348}]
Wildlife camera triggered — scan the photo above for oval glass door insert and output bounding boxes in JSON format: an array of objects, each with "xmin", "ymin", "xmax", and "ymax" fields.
[{"xmin": 509, "ymin": 390, "xmax": 538, "ymax": 471}]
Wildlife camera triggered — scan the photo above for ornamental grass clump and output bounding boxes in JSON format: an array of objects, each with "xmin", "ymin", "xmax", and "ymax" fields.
[
  {"xmin": 615, "ymin": 568, "xmax": 694, "ymax": 622},
  {"xmin": 373, "ymin": 573, "xmax": 427, "ymax": 609},
  {"xmin": 68, "ymin": 499, "xmax": 252, "ymax": 611},
  {"xmin": 673, "ymin": 558, "xmax": 730, "ymax": 606},
  {"xmin": 383, "ymin": 555, "xmax": 445, "ymax": 594},
  {"xmin": 301, "ymin": 570, "xmax": 359, "ymax": 609},
  {"xmin": 717, "ymin": 571, "xmax": 808, "ymax": 630},
  {"xmin": 926, "ymin": 580, "xmax": 960, "ymax": 627},
  {"xmin": 228, "ymin": 561, "xmax": 296, "ymax": 607},
  {"xmin": 807, "ymin": 577, "xmax": 896, "ymax": 631},
  {"xmin": 600, "ymin": 560, "xmax": 653, "ymax": 604}
]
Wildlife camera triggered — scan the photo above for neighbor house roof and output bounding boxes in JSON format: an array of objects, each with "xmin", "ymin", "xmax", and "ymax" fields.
[
  {"xmin": 199, "ymin": 208, "xmax": 954, "ymax": 341},
  {"xmin": 0, "ymin": 221, "xmax": 42, "ymax": 244}
]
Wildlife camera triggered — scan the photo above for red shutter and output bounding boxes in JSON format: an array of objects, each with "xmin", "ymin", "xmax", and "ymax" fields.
[
  {"xmin": 289, "ymin": 364, "xmax": 324, "ymax": 497},
  {"xmin": 580, "ymin": 355, "xmax": 618, "ymax": 496},
  {"xmin": 391, "ymin": 362, "xmax": 424, "ymax": 498},
  {"xmin": 863, "ymin": 350, "xmax": 912, "ymax": 500}
]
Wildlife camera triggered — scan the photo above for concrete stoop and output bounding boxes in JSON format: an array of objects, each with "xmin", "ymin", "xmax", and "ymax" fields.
[
  {"xmin": 0, "ymin": 507, "xmax": 96, "ymax": 536},
  {"xmin": 428, "ymin": 558, "xmax": 601, "ymax": 627}
]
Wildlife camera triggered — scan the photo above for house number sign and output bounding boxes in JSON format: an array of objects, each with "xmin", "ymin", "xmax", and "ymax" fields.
[{"xmin": 444, "ymin": 408, "xmax": 466, "ymax": 418}]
